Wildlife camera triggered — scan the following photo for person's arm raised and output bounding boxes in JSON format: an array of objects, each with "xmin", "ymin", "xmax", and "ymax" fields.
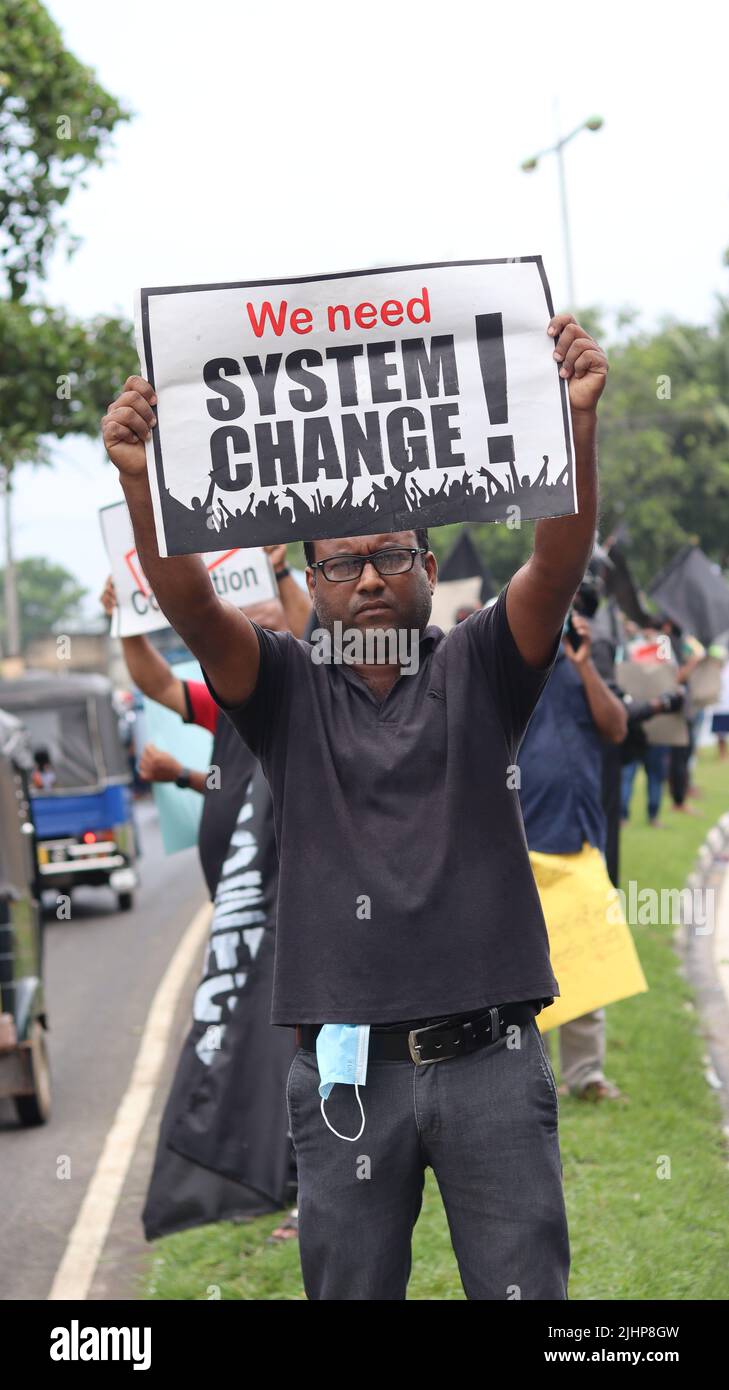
[
  {"xmin": 99, "ymin": 574, "xmax": 187, "ymax": 715},
  {"xmin": 506, "ymin": 313, "xmax": 608, "ymax": 668},
  {"xmin": 101, "ymin": 376, "xmax": 260, "ymax": 705},
  {"xmin": 262, "ymin": 545, "xmax": 312, "ymax": 639}
]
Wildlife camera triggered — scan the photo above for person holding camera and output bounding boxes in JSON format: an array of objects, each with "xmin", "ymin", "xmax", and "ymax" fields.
[{"xmin": 517, "ymin": 596, "xmax": 628, "ymax": 1101}]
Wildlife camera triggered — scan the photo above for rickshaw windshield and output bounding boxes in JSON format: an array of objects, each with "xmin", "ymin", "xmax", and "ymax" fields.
[
  {"xmin": 0, "ymin": 674, "xmax": 130, "ymax": 795},
  {"xmin": 18, "ymin": 705, "xmax": 100, "ymax": 791}
]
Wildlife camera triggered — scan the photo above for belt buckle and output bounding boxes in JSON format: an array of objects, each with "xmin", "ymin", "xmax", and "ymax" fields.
[
  {"xmin": 408, "ymin": 1008, "xmax": 504, "ymax": 1065},
  {"xmin": 408, "ymin": 1019, "xmax": 453, "ymax": 1066}
]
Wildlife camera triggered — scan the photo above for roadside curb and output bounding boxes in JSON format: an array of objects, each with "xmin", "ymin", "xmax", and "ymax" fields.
[{"xmin": 677, "ymin": 811, "xmax": 729, "ymax": 1148}]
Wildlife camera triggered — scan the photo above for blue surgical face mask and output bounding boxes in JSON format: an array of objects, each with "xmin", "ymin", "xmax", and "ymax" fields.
[{"xmin": 315, "ymin": 1024, "xmax": 370, "ymax": 1142}]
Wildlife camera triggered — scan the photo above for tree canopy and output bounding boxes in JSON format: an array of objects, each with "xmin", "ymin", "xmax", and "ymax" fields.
[
  {"xmin": 0, "ymin": 554, "xmax": 87, "ymax": 647},
  {"xmin": 427, "ymin": 292, "xmax": 729, "ymax": 591},
  {"xmin": 0, "ymin": 0, "xmax": 131, "ymax": 300},
  {"xmin": 0, "ymin": 298, "xmax": 136, "ymax": 470}
]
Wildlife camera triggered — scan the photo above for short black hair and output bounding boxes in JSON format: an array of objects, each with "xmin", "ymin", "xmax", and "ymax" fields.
[{"xmin": 304, "ymin": 528, "xmax": 429, "ymax": 567}]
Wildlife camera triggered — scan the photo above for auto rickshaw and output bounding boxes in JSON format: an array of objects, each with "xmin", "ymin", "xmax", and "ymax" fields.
[
  {"xmin": 0, "ymin": 672, "xmax": 138, "ymax": 912},
  {"xmin": 0, "ymin": 707, "xmax": 51, "ymax": 1125}
]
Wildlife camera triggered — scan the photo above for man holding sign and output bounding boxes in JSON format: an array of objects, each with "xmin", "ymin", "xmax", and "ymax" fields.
[{"xmin": 103, "ymin": 299, "xmax": 607, "ymax": 1301}]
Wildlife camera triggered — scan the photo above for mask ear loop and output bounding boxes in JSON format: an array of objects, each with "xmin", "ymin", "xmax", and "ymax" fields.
[{"xmin": 320, "ymin": 1084, "xmax": 366, "ymax": 1141}]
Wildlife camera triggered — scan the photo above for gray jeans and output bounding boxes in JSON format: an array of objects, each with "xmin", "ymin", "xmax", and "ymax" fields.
[
  {"xmin": 552, "ymin": 1008, "xmax": 606, "ymax": 1094},
  {"xmin": 286, "ymin": 1016, "xmax": 570, "ymax": 1300}
]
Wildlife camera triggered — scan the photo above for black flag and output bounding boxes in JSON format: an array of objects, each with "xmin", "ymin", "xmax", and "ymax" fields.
[
  {"xmin": 438, "ymin": 527, "xmax": 495, "ymax": 602},
  {"xmin": 650, "ymin": 545, "xmax": 729, "ymax": 645}
]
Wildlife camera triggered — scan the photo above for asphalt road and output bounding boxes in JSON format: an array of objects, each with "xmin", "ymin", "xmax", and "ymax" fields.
[{"xmin": 0, "ymin": 799, "xmax": 207, "ymax": 1301}]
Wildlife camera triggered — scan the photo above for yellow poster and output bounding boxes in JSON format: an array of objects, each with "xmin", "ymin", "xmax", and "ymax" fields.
[{"xmin": 531, "ymin": 844, "xmax": 648, "ymax": 1032}]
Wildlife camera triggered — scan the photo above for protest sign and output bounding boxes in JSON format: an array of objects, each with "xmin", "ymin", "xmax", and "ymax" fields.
[
  {"xmin": 99, "ymin": 499, "xmax": 276, "ymax": 636},
  {"xmin": 142, "ymin": 660, "xmax": 212, "ymax": 854},
  {"xmin": 531, "ymin": 846, "xmax": 648, "ymax": 1033},
  {"xmin": 616, "ymin": 660, "xmax": 689, "ymax": 747},
  {"xmin": 430, "ymin": 577, "xmax": 483, "ymax": 632},
  {"xmin": 133, "ymin": 257, "xmax": 576, "ymax": 556},
  {"xmin": 689, "ymin": 655, "xmax": 723, "ymax": 709}
]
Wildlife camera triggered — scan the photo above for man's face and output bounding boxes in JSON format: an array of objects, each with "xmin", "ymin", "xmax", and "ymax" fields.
[{"xmin": 306, "ymin": 531, "xmax": 437, "ymax": 635}]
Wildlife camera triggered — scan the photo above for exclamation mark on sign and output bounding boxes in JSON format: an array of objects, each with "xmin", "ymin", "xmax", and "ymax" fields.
[{"xmin": 475, "ymin": 313, "xmax": 518, "ymax": 489}]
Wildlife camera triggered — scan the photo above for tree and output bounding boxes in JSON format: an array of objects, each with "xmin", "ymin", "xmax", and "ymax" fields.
[
  {"xmin": 431, "ymin": 291, "xmax": 729, "ymax": 593},
  {"xmin": 0, "ymin": 1, "xmax": 133, "ymax": 655},
  {"xmin": 0, "ymin": 298, "xmax": 137, "ymax": 468},
  {"xmin": 0, "ymin": 554, "xmax": 87, "ymax": 648},
  {"xmin": 0, "ymin": 299, "xmax": 137, "ymax": 654},
  {"xmin": 597, "ymin": 300, "xmax": 729, "ymax": 584},
  {"xmin": 0, "ymin": 0, "xmax": 131, "ymax": 300}
]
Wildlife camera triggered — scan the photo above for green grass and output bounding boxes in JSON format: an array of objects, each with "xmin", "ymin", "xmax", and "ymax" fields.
[{"xmin": 141, "ymin": 750, "xmax": 729, "ymax": 1300}]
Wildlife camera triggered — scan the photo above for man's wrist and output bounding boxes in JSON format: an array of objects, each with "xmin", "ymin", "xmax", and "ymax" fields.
[
  {"xmin": 275, "ymin": 566, "xmax": 291, "ymax": 581},
  {"xmin": 119, "ymin": 470, "xmax": 152, "ymax": 503},
  {"xmin": 174, "ymin": 767, "xmax": 191, "ymax": 788},
  {"xmin": 570, "ymin": 405, "xmax": 599, "ymax": 430}
]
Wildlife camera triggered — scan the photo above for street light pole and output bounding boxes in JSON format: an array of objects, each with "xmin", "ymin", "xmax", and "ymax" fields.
[
  {"xmin": 520, "ymin": 114, "xmax": 603, "ymax": 312},
  {"xmin": 554, "ymin": 136, "xmax": 575, "ymax": 308},
  {"xmin": 1, "ymin": 466, "xmax": 21, "ymax": 660}
]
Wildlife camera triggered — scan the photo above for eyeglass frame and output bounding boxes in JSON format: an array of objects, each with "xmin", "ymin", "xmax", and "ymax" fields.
[{"xmin": 309, "ymin": 546, "xmax": 428, "ymax": 583}]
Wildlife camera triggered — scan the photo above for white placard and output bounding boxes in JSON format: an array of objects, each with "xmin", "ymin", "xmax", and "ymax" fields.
[
  {"xmin": 100, "ymin": 500, "xmax": 277, "ymax": 637},
  {"xmin": 134, "ymin": 257, "xmax": 576, "ymax": 556}
]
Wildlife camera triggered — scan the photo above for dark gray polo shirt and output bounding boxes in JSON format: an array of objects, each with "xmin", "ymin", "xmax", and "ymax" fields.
[{"xmin": 202, "ymin": 584, "xmax": 560, "ymax": 1025}]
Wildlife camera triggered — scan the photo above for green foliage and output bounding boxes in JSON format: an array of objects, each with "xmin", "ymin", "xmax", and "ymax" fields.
[
  {"xmin": 0, "ymin": 0, "xmax": 131, "ymax": 299},
  {"xmin": 597, "ymin": 299, "xmax": 729, "ymax": 583},
  {"xmin": 0, "ymin": 554, "xmax": 86, "ymax": 646},
  {"xmin": 429, "ymin": 293, "xmax": 729, "ymax": 589},
  {"xmin": 428, "ymin": 520, "xmax": 533, "ymax": 590},
  {"xmin": 0, "ymin": 4, "xmax": 136, "ymax": 468},
  {"xmin": 0, "ymin": 298, "xmax": 137, "ymax": 469}
]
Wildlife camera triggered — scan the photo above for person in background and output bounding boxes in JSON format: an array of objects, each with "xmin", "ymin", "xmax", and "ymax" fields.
[
  {"xmin": 262, "ymin": 542, "xmax": 313, "ymax": 637},
  {"xmin": 711, "ymin": 650, "xmax": 729, "ymax": 759},
  {"xmin": 661, "ymin": 618, "xmax": 705, "ymax": 813},
  {"xmin": 619, "ymin": 622, "xmax": 674, "ymax": 827},
  {"xmin": 100, "ymin": 567, "xmax": 310, "ymax": 1243},
  {"xmin": 454, "ymin": 603, "xmax": 481, "ymax": 624},
  {"xmin": 575, "ymin": 562, "xmax": 623, "ymax": 887},
  {"xmin": 518, "ymin": 600, "xmax": 628, "ymax": 1101},
  {"xmin": 31, "ymin": 747, "xmax": 56, "ymax": 790}
]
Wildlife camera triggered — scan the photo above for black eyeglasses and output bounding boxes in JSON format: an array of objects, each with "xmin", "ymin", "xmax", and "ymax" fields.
[{"xmin": 310, "ymin": 546, "xmax": 427, "ymax": 583}]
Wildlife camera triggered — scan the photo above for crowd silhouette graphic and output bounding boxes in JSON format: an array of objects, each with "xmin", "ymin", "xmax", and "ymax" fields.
[{"xmin": 160, "ymin": 452, "xmax": 573, "ymax": 554}]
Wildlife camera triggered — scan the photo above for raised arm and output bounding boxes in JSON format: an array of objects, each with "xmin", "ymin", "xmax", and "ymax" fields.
[
  {"xmin": 101, "ymin": 376, "xmax": 260, "ymax": 705},
  {"xmin": 332, "ymin": 479, "xmax": 354, "ymax": 512},
  {"xmin": 506, "ymin": 313, "xmax": 608, "ymax": 667},
  {"xmin": 100, "ymin": 576, "xmax": 187, "ymax": 716},
  {"xmin": 263, "ymin": 545, "xmax": 312, "ymax": 638},
  {"xmin": 564, "ymin": 612, "xmax": 628, "ymax": 744}
]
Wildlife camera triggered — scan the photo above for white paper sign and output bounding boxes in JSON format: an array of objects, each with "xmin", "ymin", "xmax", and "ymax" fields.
[
  {"xmin": 134, "ymin": 257, "xmax": 576, "ymax": 556},
  {"xmin": 99, "ymin": 500, "xmax": 276, "ymax": 637}
]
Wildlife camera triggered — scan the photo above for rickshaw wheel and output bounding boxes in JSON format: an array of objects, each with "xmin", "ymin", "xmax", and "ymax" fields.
[
  {"xmin": 117, "ymin": 891, "xmax": 134, "ymax": 912},
  {"xmin": 15, "ymin": 1021, "xmax": 52, "ymax": 1127}
]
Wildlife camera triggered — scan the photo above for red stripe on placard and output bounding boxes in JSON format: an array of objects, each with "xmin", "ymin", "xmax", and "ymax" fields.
[
  {"xmin": 124, "ymin": 547, "xmax": 150, "ymax": 596},
  {"xmin": 205, "ymin": 549, "xmax": 239, "ymax": 571}
]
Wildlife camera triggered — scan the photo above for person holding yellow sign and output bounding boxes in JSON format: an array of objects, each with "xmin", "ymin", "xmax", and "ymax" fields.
[{"xmin": 518, "ymin": 600, "xmax": 647, "ymax": 1099}]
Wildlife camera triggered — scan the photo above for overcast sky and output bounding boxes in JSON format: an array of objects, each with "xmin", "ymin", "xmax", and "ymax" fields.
[{"xmin": 10, "ymin": 0, "xmax": 729, "ymax": 613}]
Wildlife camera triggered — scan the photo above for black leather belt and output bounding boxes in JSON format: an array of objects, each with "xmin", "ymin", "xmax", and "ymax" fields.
[{"xmin": 296, "ymin": 1001, "xmax": 538, "ymax": 1066}]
